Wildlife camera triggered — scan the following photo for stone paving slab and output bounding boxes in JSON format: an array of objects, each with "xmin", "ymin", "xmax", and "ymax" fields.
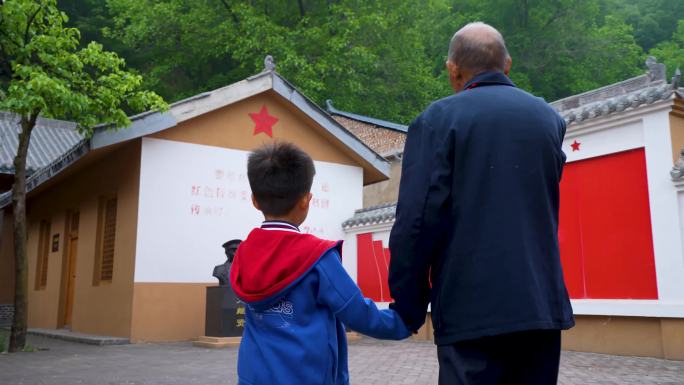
[
  {"xmin": 0, "ymin": 334, "xmax": 683, "ymax": 384},
  {"xmin": 28, "ymin": 328, "xmax": 130, "ymax": 346}
]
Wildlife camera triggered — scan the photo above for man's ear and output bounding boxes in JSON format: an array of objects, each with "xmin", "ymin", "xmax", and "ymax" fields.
[
  {"xmin": 446, "ymin": 60, "xmax": 458, "ymax": 79},
  {"xmin": 251, "ymin": 194, "xmax": 260, "ymax": 210},
  {"xmin": 446, "ymin": 60, "xmax": 462, "ymax": 91},
  {"xmin": 504, "ymin": 56, "xmax": 512, "ymax": 76}
]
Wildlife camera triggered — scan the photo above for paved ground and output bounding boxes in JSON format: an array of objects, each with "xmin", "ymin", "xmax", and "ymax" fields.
[{"xmin": 1, "ymin": 335, "xmax": 683, "ymax": 385}]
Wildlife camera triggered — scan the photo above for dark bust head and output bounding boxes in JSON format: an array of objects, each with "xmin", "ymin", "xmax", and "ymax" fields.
[{"xmin": 222, "ymin": 239, "xmax": 241, "ymax": 263}]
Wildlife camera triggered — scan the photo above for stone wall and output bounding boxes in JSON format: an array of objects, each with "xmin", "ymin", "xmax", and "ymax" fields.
[
  {"xmin": 0, "ymin": 304, "xmax": 13, "ymax": 326},
  {"xmin": 363, "ymin": 156, "xmax": 402, "ymax": 207}
]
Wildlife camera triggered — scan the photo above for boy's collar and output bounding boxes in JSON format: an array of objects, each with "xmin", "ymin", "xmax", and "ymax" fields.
[{"xmin": 261, "ymin": 220, "xmax": 301, "ymax": 233}]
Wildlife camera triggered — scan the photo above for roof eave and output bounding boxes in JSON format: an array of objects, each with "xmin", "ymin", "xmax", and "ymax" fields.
[
  {"xmin": 560, "ymin": 85, "xmax": 679, "ymax": 127},
  {"xmin": 0, "ymin": 139, "xmax": 90, "ymax": 209},
  {"xmin": 91, "ymin": 111, "xmax": 177, "ymax": 150}
]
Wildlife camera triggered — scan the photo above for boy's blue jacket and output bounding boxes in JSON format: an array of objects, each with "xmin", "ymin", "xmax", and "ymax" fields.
[{"xmin": 230, "ymin": 221, "xmax": 410, "ymax": 385}]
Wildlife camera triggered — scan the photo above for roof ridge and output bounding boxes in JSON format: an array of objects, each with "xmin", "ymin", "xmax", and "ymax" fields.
[
  {"xmin": 342, "ymin": 201, "xmax": 398, "ymax": 230},
  {"xmin": 557, "ymin": 82, "xmax": 677, "ymax": 125},
  {"xmin": 325, "ymin": 100, "xmax": 408, "ymax": 133},
  {"xmin": 353, "ymin": 202, "xmax": 397, "ymax": 214},
  {"xmin": 551, "ymin": 58, "xmax": 668, "ymax": 115}
]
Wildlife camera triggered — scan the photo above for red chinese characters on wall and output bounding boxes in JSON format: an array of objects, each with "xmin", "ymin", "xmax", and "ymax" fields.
[
  {"xmin": 559, "ymin": 148, "xmax": 658, "ymax": 299},
  {"xmin": 356, "ymin": 233, "xmax": 393, "ymax": 302}
]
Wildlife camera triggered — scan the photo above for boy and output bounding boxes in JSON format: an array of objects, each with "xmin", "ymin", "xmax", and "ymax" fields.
[{"xmin": 230, "ymin": 142, "xmax": 410, "ymax": 385}]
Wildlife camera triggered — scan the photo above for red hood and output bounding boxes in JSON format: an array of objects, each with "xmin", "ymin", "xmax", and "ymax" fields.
[{"xmin": 230, "ymin": 228, "xmax": 341, "ymax": 303}]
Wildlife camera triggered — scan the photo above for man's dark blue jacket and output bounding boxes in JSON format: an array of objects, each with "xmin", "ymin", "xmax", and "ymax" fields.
[{"xmin": 388, "ymin": 71, "xmax": 575, "ymax": 346}]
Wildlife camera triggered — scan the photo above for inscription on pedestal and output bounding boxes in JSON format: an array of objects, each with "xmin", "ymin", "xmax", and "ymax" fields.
[{"xmin": 205, "ymin": 286, "xmax": 245, "ymax": 337}]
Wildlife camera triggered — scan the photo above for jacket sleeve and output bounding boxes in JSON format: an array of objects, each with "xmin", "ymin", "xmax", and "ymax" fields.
[
  {"xmin": 315, "ymin": 250, "xmax": 410, "ymax": 340},
  {"xmin": 388, "ymin": 110, "xmax": 454, "ymax": 332},
  {"xmin": 556, "ymin": 113, "xmax": 567, "ymax": 180}
]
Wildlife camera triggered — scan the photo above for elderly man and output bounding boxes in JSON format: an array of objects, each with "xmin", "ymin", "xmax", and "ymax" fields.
[{"xmin": 389, "ymin": 22, "xmax": 574, "ymax": 385}]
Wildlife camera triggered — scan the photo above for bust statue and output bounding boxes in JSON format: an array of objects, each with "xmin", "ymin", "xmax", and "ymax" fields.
[{"xmin": 213, "ymin": 239, "xmax": 241, "ymax": 286}]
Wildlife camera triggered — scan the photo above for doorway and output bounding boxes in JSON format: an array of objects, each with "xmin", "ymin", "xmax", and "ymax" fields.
[{"xmin": 61, "ymin": 212, "xmax": 79, "ymax": 328}]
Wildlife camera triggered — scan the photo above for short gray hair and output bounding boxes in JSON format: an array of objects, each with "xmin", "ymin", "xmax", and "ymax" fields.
[{"xmin": 447, "ymin": 22, "xmax": 510, "ymax": 73}]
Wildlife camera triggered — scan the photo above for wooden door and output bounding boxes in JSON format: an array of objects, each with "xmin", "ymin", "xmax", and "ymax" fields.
[{"xmin": 63, "ymin": 212, "xmax": 79, "ymax": 328}]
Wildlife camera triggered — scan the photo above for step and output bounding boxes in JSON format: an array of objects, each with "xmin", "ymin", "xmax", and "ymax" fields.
[
  {"xmin": 346, "ymin": 332, "xmax": 362, "ymax": 341},
  {"xmin": 28, "ymin": 328, "xmax": 129, "ymax": 346},
  {"xmin": 193, "ymin": 336, "xmax": 242, "ymax": 349}
]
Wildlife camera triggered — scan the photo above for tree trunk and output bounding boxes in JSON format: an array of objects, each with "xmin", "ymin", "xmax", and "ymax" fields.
[
  {"xmin": 297, "ymin": 0, "xmax": 306, "ymax": 17},
  {"xmin": 8, "ymin": 113, "xmax": 38, "ymax": 353}
]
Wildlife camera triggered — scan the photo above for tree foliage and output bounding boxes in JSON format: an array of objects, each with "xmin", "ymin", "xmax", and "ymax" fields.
[
  {"xmin": 0, "ymin": 0, "xmax": 165, "ymax": 352},
  {"xmin": 90, "ymin": 0, "xmax": 454, "ymax": 123},
  {"xmin": 0, "ymin": 0, "xmax": 166, "ymax": 132},
  {"xmin": 448, "ymin": 0, "xmax": 645, "ymax": 100},
  {"xmin": 649, "ymin": 20, "xmax": 684, "ymax": 78},
  {"xmin": 50, "ymin": 0, "xmax": 684, "ymax": 121},
  {"xmin": 607, "ymin": 0, "xmax": 684, "ymax": 52}
]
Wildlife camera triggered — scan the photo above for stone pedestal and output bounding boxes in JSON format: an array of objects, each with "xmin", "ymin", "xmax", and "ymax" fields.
[{"xmin": 205, "ymin": 286, "xmax": 244, "ymax": 337}]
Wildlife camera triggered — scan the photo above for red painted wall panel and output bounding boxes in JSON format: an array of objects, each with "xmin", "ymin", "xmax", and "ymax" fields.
[
  {"xmin": 559, "ymin": 148, "xmax": 658, "ymax": 299},
  {"xmin": 356, "ymin": 233, "xmax": 381, "ymax": 301},
  {"xmin": 357, "ymin": 233, "xmax": 393, "ymax": 302},
  {"xmin": 558, "ymin": 164, "xmax": 587, "ymax": 298},
  {"xmin": 372, "ymin": 240, "xmax": 391, "ymax": 300}
]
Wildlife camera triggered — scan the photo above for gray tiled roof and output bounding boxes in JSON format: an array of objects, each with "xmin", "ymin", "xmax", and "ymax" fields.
[
  {"xmin": 326, "ymin": 100, "xmax": 408, "ymax": 133},
  {"xmin": 342, "ymin": 203, "xmax": 397, "ymax": 230},
  {"xmin": 552, "ymin": 81, "xmax": 678, "ymax": 126},
  {"xmin": 0, "ymin": 112, "xmax": 83, "ymax": 174},
  {"xmin": 550, "ymin": 60, "xmax": 681, "ymax": 126}
]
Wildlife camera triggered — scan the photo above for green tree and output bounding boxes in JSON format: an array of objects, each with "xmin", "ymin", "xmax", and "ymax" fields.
[
  {"xmin": 0, "ymin": 0, "xmax": 166, "ymax": 352},
  {"xmin": 101, "ymin": 0, "xmax": 452, "ymax": 122},
  {"xmin": 606, "ymin": 0, "xmax": 684, "ymax": 52},
  {"xmin": 649, "ymin": 20, "xmax": 684, "ymax": 77},
  {"xmin": 57, "ymin": 0, "xmax": 684, "ymax": 121},
  {"xmin": 452, "ymin": 0, "xmax": 644, "ymax": 101}
]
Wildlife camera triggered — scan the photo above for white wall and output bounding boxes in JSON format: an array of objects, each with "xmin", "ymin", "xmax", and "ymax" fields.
[
  {"xmin": 563, "ymin": 104, "xmax": 684, "ymax": 316},
  {"xmin": 135, "ymin": 138, "xmax": 363, "ymax": 282}
]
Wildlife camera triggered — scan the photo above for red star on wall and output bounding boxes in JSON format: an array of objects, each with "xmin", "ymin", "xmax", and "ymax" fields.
[
  {"xmin": 571, "ymin": 140, "xmax": 581, "ymax": 152},
  {"xmin": 248, "ymin": 105, "xmax": 278, "ymax": 137}
]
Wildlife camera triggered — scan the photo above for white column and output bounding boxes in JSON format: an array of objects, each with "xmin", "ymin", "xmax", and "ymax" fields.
[
  {"xmin": 642, "ymin": 108, "xmax": 684, "ymax": 300},
  {"xmin": 342, "ymin": 230, "xmax": 358, "ymax": 283}
]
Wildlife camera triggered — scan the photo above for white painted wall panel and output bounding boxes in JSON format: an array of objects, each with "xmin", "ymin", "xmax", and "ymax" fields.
[{"xmin": 135, "ymin": 138, "xmax": 363, "ymax": 282}]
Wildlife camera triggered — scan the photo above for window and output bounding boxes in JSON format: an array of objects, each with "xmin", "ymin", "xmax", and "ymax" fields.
[
  {"xmin": 94, "ymin": 196, "xmax": 117, "ymax": 284},
  {"xmin": 35, "ymin": 220, "xmax": 51, "ymax": 290}
]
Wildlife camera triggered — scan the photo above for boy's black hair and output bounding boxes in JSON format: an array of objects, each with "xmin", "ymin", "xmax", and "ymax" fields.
[{"xmin": 247, "ymin": 142, "xmax": 315, "ymax": 216}]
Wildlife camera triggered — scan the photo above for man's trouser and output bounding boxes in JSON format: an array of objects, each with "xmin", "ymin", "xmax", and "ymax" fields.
[{"xmin": 437, "ymin": 329, "xmax": 561, "ymax": 385}]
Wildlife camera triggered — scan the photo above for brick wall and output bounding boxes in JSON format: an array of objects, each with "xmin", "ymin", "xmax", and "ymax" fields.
[{"xmin": 0, "ymin": 304, "xmax": 14, "ymax": 326}]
